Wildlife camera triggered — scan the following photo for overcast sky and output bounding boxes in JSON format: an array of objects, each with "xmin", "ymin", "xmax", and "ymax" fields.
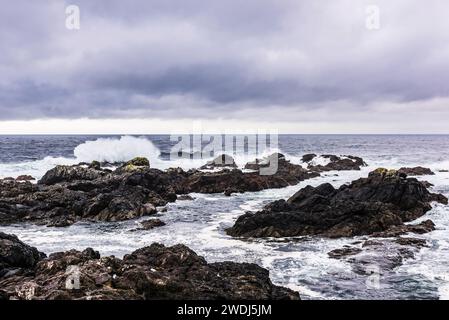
[{"xmin": 1, "ymin": 0, "xmax": 448, "ymax": 133}]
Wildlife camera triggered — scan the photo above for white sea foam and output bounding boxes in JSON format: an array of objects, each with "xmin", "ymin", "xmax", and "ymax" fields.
[{"xmin": 73, "ymin": 136, "xmax": 161, "ymax": 164}]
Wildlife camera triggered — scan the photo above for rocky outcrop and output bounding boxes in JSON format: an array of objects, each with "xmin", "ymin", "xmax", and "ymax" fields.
[
  {"xmin": 0, "ymin": 232, "xmax": 45, "ymax": 279},
  {"xmin": 1, "ymin": 153, "xmax": 370, "ymax": 227},
  {"xmin": 132, "ymin": 219, "xmax": 166, "ymax": 231},
  {"xmin": 227, "ymin": 169, "xmax": 447, "ymax": 238},
  {"xmin": 200, "ymin": 154, "xmax": 237, "ymax": 170},
  {"xmin": 302, "ymin": 154, "xmax": 367, "ymax": 172},
  {"xmin": 0, "ymin": 235, "xmax": 299, "ymax": 300},
  {"xmin": 328, "ymin": 247, "xmax": 362, "ymax": 259},
  {"xmin": 398, "ymin": 167, "xmax": 435, "ymax": 176},
  {"xmin": 182, "ymin": 153, "xmax": 319, "ymax": 195},
  {"xmin": 39, "ymin": 164, "xmax": 107, "ymax": 185}
]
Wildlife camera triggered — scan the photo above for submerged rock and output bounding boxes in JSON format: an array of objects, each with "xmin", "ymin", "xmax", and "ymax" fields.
[
  {"xmin": 0, "ymin": 153, "xmax": 367, "ymax": 227},
  {"xmin": 227, "ymin": 169, "xmax": 448, "ymax": 238},
  {"xmin": 0, "ymin": 234, "xmax": 299, "ymax": 300},
  {"xmin": 328, "ymin": 247, "xmax": 362, "ymax": 259}
]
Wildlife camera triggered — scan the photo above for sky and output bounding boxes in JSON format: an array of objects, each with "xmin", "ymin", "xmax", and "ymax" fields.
[{"xmin": 0, "ymin": 0, "xmax": 448, "ymax": 134}]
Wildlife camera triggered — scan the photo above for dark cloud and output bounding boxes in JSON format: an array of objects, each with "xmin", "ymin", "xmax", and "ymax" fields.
[{"xmin": 0, "ymin": 0, "xmax": 448, "ymax": 122}]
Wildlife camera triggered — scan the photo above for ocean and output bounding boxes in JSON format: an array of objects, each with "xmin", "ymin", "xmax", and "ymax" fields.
[{"xmin": 1, "ymin": 134, "xmax": 449, "ymax": 300}]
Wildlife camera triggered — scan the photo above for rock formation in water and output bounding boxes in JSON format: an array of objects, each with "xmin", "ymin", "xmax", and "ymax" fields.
[
  {"xmin": 227, "ymin": 168, "xmax": 448, "ymax": 238},
  {"xmin": 301, "ymin": 154, "xmax": 367, "ymax": 172},
  {"xmin": 0, "ymin": 233, "xmax": 299, "ymax": 300},
  {"xmin": 0, "ymin": 154, "xmax": 323, "ymax": 227}
]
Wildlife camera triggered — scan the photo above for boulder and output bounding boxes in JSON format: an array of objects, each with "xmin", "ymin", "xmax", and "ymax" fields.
[
  {"xmin": 39, "ymin": 165, "xmax": 106, "ymax": 185},
  {"xmin": 328, "ymin": 247, "xmax": 362, "ymax": 259},
  {"xmin": 133, "ymin": 219, "xmax": 166, "ymax": 231},
  {"xmin": 301, "ymin": 154, "xmax": 317, "ymax": 163},
  {"xmin": 0, "ymin": 154, "xmax": 322, "ymax": 227}
]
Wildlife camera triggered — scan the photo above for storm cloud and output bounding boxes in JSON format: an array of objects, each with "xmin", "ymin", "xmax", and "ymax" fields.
[{"xmin": 1, "ymin": 0, "xmax": 449, "ymax": 130}]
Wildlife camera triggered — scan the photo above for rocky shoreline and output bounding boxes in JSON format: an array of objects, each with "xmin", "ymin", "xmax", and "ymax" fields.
[
  {"xmin": 1, "ymin": 153, "xmax": 446, "ymax": 300},
  {"xmin": 0, "ymin": 232, "xmax": 298, "ymax": 300},
  {"xmin": 0, "ymin": 153, "xmax": 363, "ymax": 227}
]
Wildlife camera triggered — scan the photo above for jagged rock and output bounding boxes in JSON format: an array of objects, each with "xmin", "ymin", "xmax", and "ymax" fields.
[
  {"xmin": 301, "ymin": 154, "xmax": 317, "ymax": 162},
  {"xmin": 16, "ymin": 175, "xmax": 35, "ymax": 182},
  {"xmin": 227, "ymin": 169, "xmax": 447, "ymax": 238},
  {"xmin": 0, "ymin": 232, "xmax": 46, "ymax": 279},
  {"xmin": 200, "ymin": 154, "xmax": 237, "ymax": 170},
  {"xmin": 0, "ymin": 153, "xmax": 321, "ymax": 227},
  {"xmin": 0, "ymin": 237, "xmax": 299, "ymax": 300},
  {"xmin": 39, "ymin": 165, "xmax": 106, "ymax": 185},
  {"xmin": 88, "ymin": 161, "xmax": 101, "ymax": 170},
  {"xmin": 398, "ymin": 167, "xmax": 435, "ymax": 176},
  {"xmin": 304, "ymin": 154, "xmax": 367, "ymax": 172},
  {"xmin": 114, "ymin": 157, "xmax": 151, "ymax": 174}
]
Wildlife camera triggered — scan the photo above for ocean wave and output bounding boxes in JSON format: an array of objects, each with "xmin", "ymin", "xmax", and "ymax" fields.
[{"xmin": 73, "ymin": 136, "xmax": 161, "ymax": 164}]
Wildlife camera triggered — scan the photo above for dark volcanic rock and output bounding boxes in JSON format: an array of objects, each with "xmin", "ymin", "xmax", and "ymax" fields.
[
  {"xmin": 133, "ymin": 219, "xmax": 166, "ymax": 231},
  {"xmin": 328, "ymin": 247, "xmax": 362, "ymax": 259},
  {"xmin": 200, "ymin": 154, "xmax": 237, "ymax": 170},
  {"xmin": 227, "ymin": 169, "xmax": 447, "ymax": 238},
  {"xmin": 395, "ymin": 237, "xmax": 428, "ymax": 248},
  {"xmin": 185, "ymin": 153, "xmax": 319, "ymax": 194},
  {"xmin": 303, "ymin": 154, "xmax": 367, "ymax": 172},
  {"xmin": 0, "ymin": 153, "xmax": 322, "ymax": 227},
  {"xmin": 0, "ymin": 237, "xmax": 299, "ymax": 300},
  {"xmin": 372, "ymin": 220, "xmax": 436, "ymax": 237},
  {"xmin": 301, "ymin": 154, "xmax": 317, "ymax": 163},
  {"xmin": 39, "ymin": 165, "xmax": 107, "ymax": 185},
  {"xmin": 398, "ymin": 167, "xmax": 435, "ymax": 176},
  {"xmin": 0, "ymin": 232, "xmax": 45, "ymax": 279},
  {"xmin": 16, "ymin": 175, "xmax": 36, "ymax": 182}
]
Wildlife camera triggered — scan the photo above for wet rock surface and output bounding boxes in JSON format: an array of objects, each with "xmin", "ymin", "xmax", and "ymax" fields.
[
  {"xmin": 200, "ymin": 154, "xmax": 237, "ymax": 170},
  {"xmin": 302, "ymin": 154, "xmax": 367, "ymax": 172},
  {"xmin": 227, "ymin": 169, "xmax": 447, "ymax": 238},
  {"xmin": 0, "ymin": 154, "xmax": 372, "ymax": 227},
  {"xmin": 398, "ymin": 167, "xmax": 435, "ymax": 176},
  {"xmin": 132, "ymin": 219, "xmax": 166, "ymax": 231},
  {"xmin": 0, "ymin": 234, "xmax": 299, "ymax": 300},
  {"xmin": 0, "ymin": 232, "xmax": 46, "ymax": 279}
]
